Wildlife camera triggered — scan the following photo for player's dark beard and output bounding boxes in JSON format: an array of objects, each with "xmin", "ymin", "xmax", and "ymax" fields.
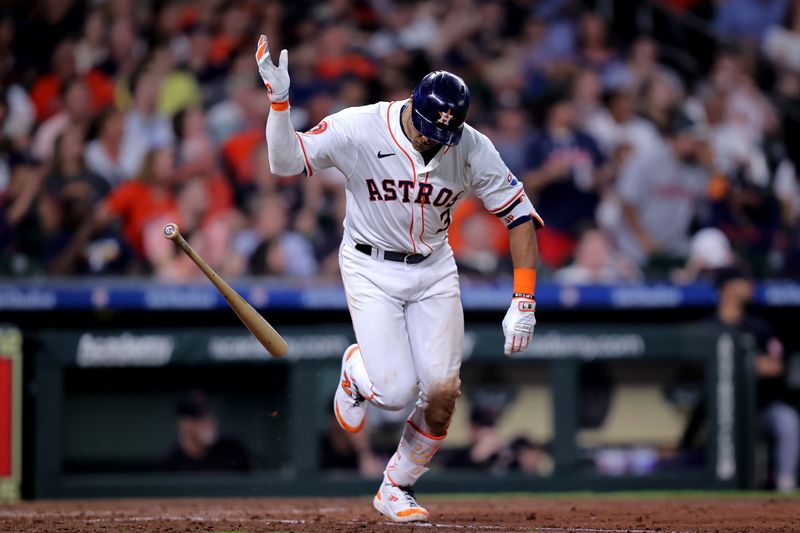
[{"xmin": 419, "ymin": 144, "xmax": 441, "ymax": 165}]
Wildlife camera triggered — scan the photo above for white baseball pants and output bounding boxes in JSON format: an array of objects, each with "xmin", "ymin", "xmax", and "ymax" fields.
[{"xmin": 339, "ymin": 232, "xmax": 464, "ymax": 415}]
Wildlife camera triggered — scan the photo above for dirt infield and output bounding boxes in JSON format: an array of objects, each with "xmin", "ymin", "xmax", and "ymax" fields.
[{"xmin": 0, "ymin": 494, "xmax": 798, "ymax": 532}]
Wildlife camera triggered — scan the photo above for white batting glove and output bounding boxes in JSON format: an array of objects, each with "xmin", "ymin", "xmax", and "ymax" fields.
[
  {"xmin": 255, "ymin": 34, "xmax": 290, "ymax": 103},
  {"xmin": 502, "ymin": 296, "xmax": 536, "ymax": 355}
]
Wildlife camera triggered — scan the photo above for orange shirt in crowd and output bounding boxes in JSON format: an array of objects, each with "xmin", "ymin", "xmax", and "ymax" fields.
[
  {"xmin": 105, "ymin": 181, "xmax": 176, "ymax": 256},
  {"xmin": 221, "ymin": 129, "xmax": 262, "ymax": 184},
  {"xmin": 315, "ymin": 54, "xmax": 375, "ymax": 81},
  {"xmin": 204, "ymin": 173, "xmax": 234, "ymax": 219},
  {"xmin": 448, "ymin": 197, "xmax": 510, "ymax": 257},
  {"xmin": 30, "ymin": 70, "xmax": 115, "ymax": 122}
]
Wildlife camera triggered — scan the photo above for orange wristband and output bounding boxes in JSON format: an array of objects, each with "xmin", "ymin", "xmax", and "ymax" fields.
[
  {"xmin": 514, "ymin": 268, "xmax": 536, "ymax": 296},
  {"xmin": 271, "ymin": 100, "xmax": 290, "ymax": 111}
]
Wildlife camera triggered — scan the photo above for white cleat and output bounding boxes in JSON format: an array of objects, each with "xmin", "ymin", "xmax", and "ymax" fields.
[
  {"xmin": 333, "ymin": 344, "xmax": 367, "ymax": 433},
  {"xmin": 373, "ymin": 480, "xmax": 430, "ymax": 523}
]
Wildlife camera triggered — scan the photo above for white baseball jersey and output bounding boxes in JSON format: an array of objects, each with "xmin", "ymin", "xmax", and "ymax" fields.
[{"xmin": 294, "ymin": 99, "xmax": 543, "ymax": 254}]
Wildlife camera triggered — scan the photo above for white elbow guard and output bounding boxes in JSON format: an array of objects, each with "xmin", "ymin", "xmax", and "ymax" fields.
[{"xmin": 495, "ymin": 193, "xmax": 544, "ymax": 229}]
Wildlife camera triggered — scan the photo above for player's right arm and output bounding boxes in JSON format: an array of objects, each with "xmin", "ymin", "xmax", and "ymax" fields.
[{"xmin": 255, "ymin": 35, "xmax": 352, "ymax": 177}]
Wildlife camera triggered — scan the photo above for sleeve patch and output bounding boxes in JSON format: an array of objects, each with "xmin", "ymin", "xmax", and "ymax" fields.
[{"xmin": 304, "ymin": 120, "xmax": 328, "ymax": 135}]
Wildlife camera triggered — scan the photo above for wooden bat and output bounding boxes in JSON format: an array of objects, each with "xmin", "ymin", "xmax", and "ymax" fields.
[{"xmin": 163, "ymin": 223, "xmax": 288, "ymax": 358}]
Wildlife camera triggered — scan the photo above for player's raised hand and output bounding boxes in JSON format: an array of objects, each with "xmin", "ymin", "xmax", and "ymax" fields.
[
  {"xmin": 255, "ymin": 35, "xmax": 290, "ymax": 103},
  {"xmin": 502, "ymin": 296, "xmax": 536, "ymax": 355}
]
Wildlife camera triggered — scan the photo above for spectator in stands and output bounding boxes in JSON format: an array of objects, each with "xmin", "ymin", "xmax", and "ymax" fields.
[
  {"xmin": 96, "ymin": 16, "xmax": 142, "ymax": 79},
  {"xmin": 708, "ymin": 166, "xmax": 783, "ymax": 277},
  {"xmin": 488, "ymin": 105, "xmax": 534, "ymax": 177},
  {"xmin": 713, "ymin": 267, "xmax": 799, "ymax": 492},
  {"xmin": 609, "ymin": 37, "xmax": 685, "ymax": 101},
  {"xmin": 120, "ymin": 69, "xmax": 175, "ymax": 178},
  {"xmin": 528, "ymin": 0, "xmax": 579, "ymax": 68},
  {"xmin": 0, "ymin": 156, "xmax": 45, "ymax": 275},
  {"xmin": 0, "ymin": 82, "xmax": 35, "ymax": 150},
  {"xmin": 576, "ymin": 13, "xmax": 622, "ymax": 82},
  {"xmin": 243, "ymin": 143, "xmax": 320, "ymax": 231},
  {"xmin": 710, "ymin": 53, "xmax": 779, "ymax": 148},
  {"xmin": 216, "ymin": 84, "xmax": 272, "ymax": 203},
  {"xmin": 85, "ymin": 108, "xmax": 127, "ymax": 188},
  {"xmin": 774, "ymin": 140, "xmax": 800, "ymax": 277},
  {"xmin": 174, "ymin": 107, "xmax": 214, "ymax": 169},
  {"xmin": 31, "ymin": 78, "xmax": 92, "ymax": 162},
  {"xmin": 172, "ymin": 106, "xmax": 236, "ymax": 227},
  {"xmin": 150, "ymin": 42, "xmax": 201, "ymax": 118},
  {"xmin": 763, "ymin": 0, "xmax": 800, "ymax": 73},
  {"xmin": 40, "ymin": 125, "xmax": 110, "ymax": 275},
  {"xmin": 314, "ymin": 23, "xmax": 375, "ymax": 82},
  {"xmin": 161, "ymin": 390, "xmax": 251, "ymax": 472},
  {"xmin": 613, "ymin": 112, "xmax": 714, "ymax": 273},
  {"xmin": 610, "ymin": 37, "xmax": 661, "ymax": 93},
  {"xmin": 239, "ymin": 194, "xmax": 318, "ymax": 278},
  {"xmin": 74, "ymin": 9, "xmax": 107, "ymax": 74},
  {"xmin": 182, "ymin": 26, "xmax": 214, "ymax": 88},
  {"xmin": 585, "ymin": 86, "xmax": 662, "ymax": 160},
  {"xmin": 714, "ymin": 0, "xmax": 789, "ymax": 44},
  {"xmin": 698, "ymin": 83, "xmax": 771, "ymax": 189},
  {"xmin": 29, "ymin": 39, "xmax": 79, "ymax": 123},
  {"xmin": 638, "ymin": 72, "xmax": 682, "ymax": 136},
  {"xmin": 554, "ymin": 227, "xmax": 640, "ymax": 284},
  {"xmin": 144, "ymin": 175, "xmax": 238, "ymax": 281},
  {"xmin": 451, "ymin": 198, "xmax": 512, "ymax": 279},
  {"xmin": 91, "ymin": 147, "xmax": 177, "ymax": 263},
  {"xmin": 572, "ymin": 68, "xmax": 603, "ymax": 129},
  {"xmin": 523, "ymin": 92, "xmax": 612, "ymax": 268},
  {"xmin": 313, "ymin": 185, "xmax": 348, "ymax": 279},
  {"xmin": 44, "ymin": 125, "xmax": 108, "ymax": 203},
  {"xmin": 774, "ymin": 156, "xmax": 800, "ymax": 231},
  {"xmin": 671, "ymin": 227, "xmax": 736, "ymax": 283},
  {"xmin": 27, "ymin": 38, "xmax": 113, "ymax": 125}
]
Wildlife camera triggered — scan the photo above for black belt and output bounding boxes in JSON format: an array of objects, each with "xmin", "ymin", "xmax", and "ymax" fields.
[{"xmin": 355, "ymin": 243, "xmax": 428, "ymax": 264}]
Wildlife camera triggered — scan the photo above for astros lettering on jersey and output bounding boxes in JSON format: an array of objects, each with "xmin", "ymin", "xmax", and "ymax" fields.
[{"xmin": 294, "ymin": 99, "xmax": 543, "ymax": 254}]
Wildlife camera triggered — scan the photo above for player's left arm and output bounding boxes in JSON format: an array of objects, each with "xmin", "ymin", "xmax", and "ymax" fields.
[
  {"xmin": 503, "ymin": 220, "xmax": 538, "ymax": 355},
  {"xmin": 467, "ymin": 130, "xmax": 543, "ymax": 355}
]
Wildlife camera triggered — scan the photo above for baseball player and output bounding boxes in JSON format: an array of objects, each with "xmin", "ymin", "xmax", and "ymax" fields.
[{"xmin": 256, "ymin": 35, "xmax": 542, "ymax": 522}]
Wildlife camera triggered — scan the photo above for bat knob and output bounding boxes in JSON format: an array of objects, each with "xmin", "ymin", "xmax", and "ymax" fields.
[{"xmin": 163, "ymin": 223, "xmax": 180, "ymax": 240}]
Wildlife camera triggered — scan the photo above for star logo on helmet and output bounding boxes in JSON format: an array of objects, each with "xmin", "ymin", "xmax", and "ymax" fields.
[{"xmin": 437, "ymin": 109, "xmax": 454, "ymax": 126}]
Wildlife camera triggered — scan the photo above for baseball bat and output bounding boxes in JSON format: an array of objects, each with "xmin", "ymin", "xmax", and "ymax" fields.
[{"xmin": 162, "ymin": 223, "xmax": 288, "ymax": 358}]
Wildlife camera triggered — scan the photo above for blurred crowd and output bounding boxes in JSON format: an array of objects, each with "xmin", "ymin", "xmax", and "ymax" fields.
[{"xmin": 1, "ymin": 0, "xmax": 800, "ymax": 282}]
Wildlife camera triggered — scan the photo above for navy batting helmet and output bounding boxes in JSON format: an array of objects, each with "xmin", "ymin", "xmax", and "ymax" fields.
[{"xmin": 411, "ymin": 71, "xmax": 470, "ymax": 146}]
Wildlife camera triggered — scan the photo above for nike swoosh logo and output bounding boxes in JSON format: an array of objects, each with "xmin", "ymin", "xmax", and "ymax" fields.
[{"xmin": 377, "ymin": 151, "xmax": 396, "ymax": 159}]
